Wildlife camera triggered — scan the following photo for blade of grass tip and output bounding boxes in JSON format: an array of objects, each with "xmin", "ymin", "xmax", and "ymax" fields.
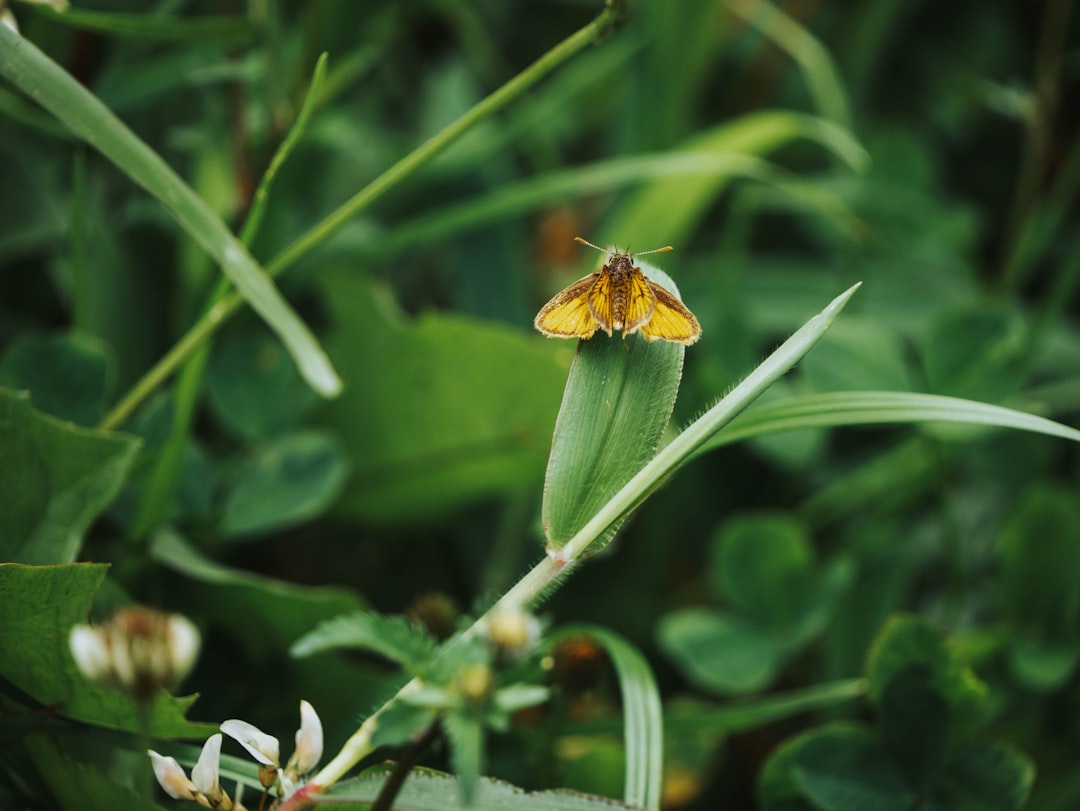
[
  {"xmin": 552, "ymin": 626, "xmax": 663, "ymax": 811},
  {"xmin": 0, "ymin": 23, "xmax": 341, "ymax": 407},
  {"xmin": 553, "ymin": 283, "xmax": 861, "ymax": 565},
  {"xmin": 131, "ymin": 54, "xmax": 330, "ymax": 537},
  {"xmin": 83, "ymin": 3, "xmax": 626, "ymax": 431},
  {"xmin": 695, "ymin": 391, "xmax": 1080, "ymax": 454}
]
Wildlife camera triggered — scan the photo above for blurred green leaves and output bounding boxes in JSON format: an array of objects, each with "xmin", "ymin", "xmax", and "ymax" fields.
[{"xmin": 759, "ymin": 615, "xmax": 1033, "ymax": 811}]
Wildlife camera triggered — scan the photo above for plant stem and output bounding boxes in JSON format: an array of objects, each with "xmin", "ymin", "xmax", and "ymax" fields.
[{"xmin": 98, "ymin": 4, "xmax": 624, "ymax": 432}]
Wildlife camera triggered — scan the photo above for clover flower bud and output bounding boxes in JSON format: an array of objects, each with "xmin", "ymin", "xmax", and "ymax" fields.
[{"xmin": 486, "ymin": 607, "xmax": 541, "ymax": 660}]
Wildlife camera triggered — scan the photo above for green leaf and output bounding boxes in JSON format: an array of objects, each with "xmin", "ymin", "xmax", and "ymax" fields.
[
  {"xmin": 658, "ymin": 609, "xmax": 783, "ymax": 695},
  {"xmin": 0, "ymin": 563, "xmax": 214, "ymax": 739},
  {"xmin": 878, "ymin": 666, "xmax": 950, "ymax": 792},
  {"xmin": 0, "ymin": 24, "xmax": 341, "ymax": 397},
  {"xmin": 866, "ymin": 616, "xmax": 989, "ymax": 744},
  {"xmin": 290, "ymin": 611, "xmax": 436, "ymax": 673},
  {"xmin": 317, "ymin": 273, "xmax": 567, "ymax": 524},
  {"xmin": 0, "ymin": 388, "xmax": 140, "ymax": 564},
  {"xmin": 368, "ymin": 700, "xmax": 438, "ymax": 750},
  {"xmin": 0, "ymin": 331, "xmax": 113, "ymax": 426},
  {"xmin": 444, "ymin": 708, "xmax": 485, "ymax": 805},
  {"xmin": 149, "ymin": 530, "xmax": 365, "ymax": 659},
  {"xmin": 219, "ymin": 430, "xmax": 350, "ymax": 538},
  {"xmin": 205, "ymin": 325, "xmax": 319, "ymax": 440},
  {"xmin": 321, "ymin": 767, "xmax": 649, "ymax": 810},
  {"xmin": 553, "ymin": 625, "xmax": 664, "ymax": 810},
  {"xmin": 542, "ymin": 263, "xmax": 686, "ymax": 555},
  {"xmin": 712, "ymin": 514, "xmax": 815, "ymax": 631},
  {"xmin": 931, "ymin": 741, "xmax": 1034, "ymax": 811},
  {"xmin": 699, "ymin": 391, "xmax": 1080, "ymax": 455},
  {"xmin": 793, "ymin": 724, "xmax": 916, "ymax": 811}
]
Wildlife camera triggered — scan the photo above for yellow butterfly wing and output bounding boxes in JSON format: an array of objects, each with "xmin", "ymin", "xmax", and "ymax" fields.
[
  {"xmin": 620, "ymin": 268, "xmax": 658, "ymax": 335},
  {"xmin": 535, "ymin": 274, "xmax": 601, "ymax": 338},
  {"xmin": 585, "ymin": 268, "xmax": 615, "ymax": 336},
  {"xmin": 640, "ymin": 279, "xmax": 702, "ymax": 345}
]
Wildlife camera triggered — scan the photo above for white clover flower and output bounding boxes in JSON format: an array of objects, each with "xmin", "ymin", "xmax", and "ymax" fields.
[
  {"xmin": 148, "ymin": 735, "xmax": 233, "ymax": 809},
  {"xmin": 222, "ymin": 700, "xmax": 323, "ymax": 796},
  {"xmin": 69, "ymin": 607, "xmax": 200, "ymax": 702}
]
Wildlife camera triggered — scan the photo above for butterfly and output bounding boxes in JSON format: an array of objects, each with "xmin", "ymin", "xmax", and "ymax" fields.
[{"xmin": 534, "ymin": 237, "xmax": 701, "ymax": 345}]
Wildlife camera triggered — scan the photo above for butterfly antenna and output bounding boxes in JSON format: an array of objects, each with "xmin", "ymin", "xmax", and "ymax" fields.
[
  {"xmin": 573, "ymin": 236, "xmax": 607, "ymax": 253},
  {"xmin": 634, "ymin": 244, "xmax": 675, "ymax": 256}
]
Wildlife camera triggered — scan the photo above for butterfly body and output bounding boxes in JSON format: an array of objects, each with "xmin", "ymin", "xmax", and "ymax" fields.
[{"xmin": 534, "ymin": 238, "xmax": 701, "ymax": 346}]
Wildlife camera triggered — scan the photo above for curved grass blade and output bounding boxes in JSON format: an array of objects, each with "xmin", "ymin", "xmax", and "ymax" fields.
[
  {"xmin": 0, "ymin": 24, "xmax": 341, "ymax": 399},
  {"xmin": 21, "ymin": 4, "xmax": 254, "ymax": 42},
  {"xmin": 552, "ymin": 625, "xmax": 664, "ymax": 811},
  {"xmin": 696, "ymin": 391, "xmax": 1080, "ymax": 455},
  {"xmin": 727, "ymin": 0, "xmax": 851, "ymax": 129},
  {"xmin": 359, "ymin": 149, "xmax": 862, "ymax": 257}
]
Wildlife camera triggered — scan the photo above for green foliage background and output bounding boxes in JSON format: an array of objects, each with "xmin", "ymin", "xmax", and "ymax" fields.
[{"xmin": 1, "ymin": 1, "xmax": 1079, "ymax": 809}]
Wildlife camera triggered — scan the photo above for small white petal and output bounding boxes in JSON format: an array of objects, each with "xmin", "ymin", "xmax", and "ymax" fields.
[
  {"xmin": 148, "ymin": 750, "xmax": 197, "ymax": 800},
  {"xmin": 291, "ymin": 700, "xmax": 323, "ymax": 774},
  {"xmin": 167, "ymin": 615, "xmax": 200, "ymax": 681},
  {"xmin": 191, "ymin": 734, "xmax": 222, "ymax": 795},
  {"xmin": 69, "ymin": 626, "xmax": 110, "ymax": 681},
  {"xmin": 108, "ymin": 631, "xmax": 136, "ymax": 689},
  {"xmin": 221, "ymin": 719, "xmax": 280, "ymax": 766}
]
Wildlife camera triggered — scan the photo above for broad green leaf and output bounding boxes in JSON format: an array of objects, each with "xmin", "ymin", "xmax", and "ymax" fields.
[
  {"xmin": 0, "ymin": 24, "xmax": 340, "ymax": 397},
  {"xmin": 149, "ymin": 530, "xmax": 365, "ymax": 658},
  {"xmin": 219, "ymin": 430, "xmax": 350, "ymax": 538},
  {"xmin": 699, "ymin": 391, "xmax": 1080, "ymax": 454},
  {"xmin": 317, "ymin": 272, "xmax": 566, "ymax": 524},
  {"xmin": 712, "ymin": 514, "xmax": 816, "ymax": 631},
  {"xmin": 793, "ymin": 724, "xmax": 915, "ymax": 811},
  {"xmin": 551, "ymin": 284, "xmax": 862, "ymax": 563},
  {"xmin": 0, "ymin": 563, "xmax": 214, "ymax": 739},
  {"xmin": 552, "ymin": 625, "xmax": 663, "ymax": 810},
  {"xmin": 290, "ymin": 611, "xmax": 436, "ymax": 673},
  {"xmin": 0, "ymin": 388, "xmax": 140, "ymax": 564},
  {"xmin": 866, "ymin": 616, "xmax": 989, "ymax": 745},
  {"xmin": 321, "ymin": 767, "xmax": 648, "ymax": 810},
  {"xmin": 205, "ymin": 325, "xmax": 319, "ymax": 440},
  {"xmin": 658, "ymin": 609, "xmax": 783, "ymax": 695},
  {"xmin": 542, "ymin": 264, "xmax": 685, "ymax": 555},
  {"xmin": 932, "ymin": 741, "xmax": 1034, "ymax": 811},
  {"xmin": 0, "ymin": 331, "xmax": 113, "ymax": 426}
]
